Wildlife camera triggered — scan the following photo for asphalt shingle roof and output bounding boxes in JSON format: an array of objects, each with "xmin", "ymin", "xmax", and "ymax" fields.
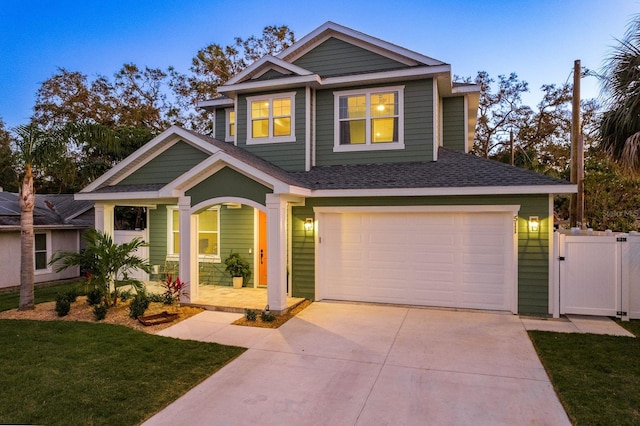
[
  {"xmin": 0, "ymin": 192, "xmax": 93, "ymax": 228},
  {"xmin": 289, "ymin": 148, "xmax": 571, "ymax": 190}
]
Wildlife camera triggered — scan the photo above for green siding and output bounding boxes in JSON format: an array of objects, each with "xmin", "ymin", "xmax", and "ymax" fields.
[
  {"xmin": 148, "ymin": 204, "xmax": 257, "ymax": 287},
  {"xmin": 291, "ymin": 195, "xmax": 551, "ymax": 315},
  {"xmin": 293, "ymin": 37, "xmax": 409, "ymax": 76},
  {"xmin": 215, "ymin": 108, "xmax": 227, "ymax": 141},
  {"xmin": 186, "ymin": 167, "xmax": 272, "ymax": 206},
  {"xmin": 255, "ymin": 69, "xmax": 287, "ymax": 81},
  {"xmin": 148, "ymin": 205, "xmax": 168, "ymax": 268},
  {"xmin": 443, "ymin": 97, "xmax": 466, "ymax": 151},
  {"xmin": 119, "ymin": 141, "xmax": 209, "ymax": 185},
  {"xmin": 315, "ymin": 79, "xmax": 434, "ymax": 166},
  {"xmin": 236, "ymin": 88, "xmax": 306, "ymax": 171}
]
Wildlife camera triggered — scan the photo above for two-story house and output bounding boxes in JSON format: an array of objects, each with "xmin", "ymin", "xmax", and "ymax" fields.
[{"xmin": 76, "ymin": 22, "xmax": 575, "ymax": 316}]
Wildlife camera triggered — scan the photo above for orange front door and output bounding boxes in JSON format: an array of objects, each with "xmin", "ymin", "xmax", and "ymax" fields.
[{"xmin": 258, "ymin": 210, "xmax": 267, "ymax": 286}]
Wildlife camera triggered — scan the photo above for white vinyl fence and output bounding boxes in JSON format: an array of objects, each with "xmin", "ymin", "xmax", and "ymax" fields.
[
  {"xmin": 113, "ymin": 229, "xmax": 149, "ymax": 282},
  {"xmin": 552, "ymin": 230, "xmax": 640, "ymax": 321}
]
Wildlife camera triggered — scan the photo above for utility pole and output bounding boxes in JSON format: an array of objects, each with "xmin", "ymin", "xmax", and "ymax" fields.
[{"xmin": 569, "ymin": 60, "xmax": 583, "ymax": 228}]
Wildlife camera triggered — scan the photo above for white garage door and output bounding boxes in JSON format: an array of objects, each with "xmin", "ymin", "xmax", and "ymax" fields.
[{"xmin": 317, "ymin": 210, "xmax": 515, "ymax": 311}]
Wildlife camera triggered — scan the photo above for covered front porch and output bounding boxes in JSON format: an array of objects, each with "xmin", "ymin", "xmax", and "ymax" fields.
[{"xmin": 146, "ymin": 281, "xmax": 305, "ymax": 313}]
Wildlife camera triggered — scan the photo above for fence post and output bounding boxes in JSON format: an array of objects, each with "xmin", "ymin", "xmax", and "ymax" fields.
[
  {"xmin": 552, "ymin": 231, "xmax": 561, "ymax": 318},
  {"xmin": 620, "ymin": 233, "xmax": 630, "ymax": 321}
]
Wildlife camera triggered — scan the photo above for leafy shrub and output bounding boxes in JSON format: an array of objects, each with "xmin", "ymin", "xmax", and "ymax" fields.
[
  {"xmin": 93, "ymin": 304, "xmax": 108, "ymax": 321},
  {"xmin": 86, "ymin": 288, "xmax": 103, "ymax": 306},
  {"xmin": 260, "ymin": 310, "xmax": 275, "ymax": 322},
  {"xmin": 129, "ymin": 293, "xmax": 150, "ymax": 319},
  {"xmin": 63, "ymin": 288, "xmax": 79, "ymax": 303},
  {"xmin": 55, "ymin": 295, "xmax": 71, "ymax": 317},
  {"xmin": 119, "ymin": 289, "xmax": 133, "ymax": 302},
  {"xmin": 147, "ymin": 293, "xmax": 164, "ymax": 303},
  {"xmin": 245, "ymin": 309, "xmax": 257, "ymax": 321}
]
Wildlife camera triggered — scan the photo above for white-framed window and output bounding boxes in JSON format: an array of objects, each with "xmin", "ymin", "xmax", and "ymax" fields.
[
  {"xmin": 167, "ymin": 206, "xmax": 221, "ymax": 262},
  {"xmin": 34, "ymin": 231, "xmax": 51, "ymax": 273},
  {"xmin": 333, "ymin": 86, "xmax": 404, "ymax": 152},
  {"xmin": 225, "ymin": 108, "xmax": 235, "ymax": 142},
  {"xmin": 246, "ymin": 92, "xmax": 296, "ymax": 144}
]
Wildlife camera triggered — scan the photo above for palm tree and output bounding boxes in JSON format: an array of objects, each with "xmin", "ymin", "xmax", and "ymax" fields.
[
  {"xmin": 13, "ymin": 122, "xmax": 117, "ymax": 310},
  {"xmin": 13, "ymin": 124, "xmax": 65, "ymax": 310},
  {"xmin": 600, "ymin": 14, "xmax": 640, "ymax": 171},
  {"xmin": 50, "ymin": 229, "xmax": 150, "ymax": 307}
]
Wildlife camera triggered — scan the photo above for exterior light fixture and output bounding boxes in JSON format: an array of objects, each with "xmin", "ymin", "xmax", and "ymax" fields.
[
  {"xmin": 304, "ymin": 218, "xmax": 314, "ymax": 232},
  {"xmin": 529, "ymin": 216, "xmax": 540, "ymax": 233}
]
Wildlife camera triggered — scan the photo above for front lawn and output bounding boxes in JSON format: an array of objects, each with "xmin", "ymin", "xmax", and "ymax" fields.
[
  {"xmin": 0, "ymin": 320, "xmax": 245, "ymax": 425},
  {"xmin": 0, "ymin": 280, "xmax": 86, "ymax": 312},
  {"xmin": 529, "ymin": 325, "xmax": 640, "ymax": 425}
]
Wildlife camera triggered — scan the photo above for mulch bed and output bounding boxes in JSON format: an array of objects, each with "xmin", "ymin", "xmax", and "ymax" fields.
[{"xmin": 232, "ymin": 299, "xmax": 312, "ymax": 328}]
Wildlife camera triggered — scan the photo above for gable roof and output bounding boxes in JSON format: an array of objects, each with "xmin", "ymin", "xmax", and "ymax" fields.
[
  {"xmin": 278, "ymin": 22, "xmax": 446, "ymax": 67},
  {"xmin": 0, "ymin": 192, "xmax": 93, "ymax": 230}
]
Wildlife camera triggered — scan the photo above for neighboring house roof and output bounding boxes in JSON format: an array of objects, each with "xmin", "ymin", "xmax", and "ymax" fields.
[{"xmin": 0, "ymin": 192, "xmax": 94, "ymax": 230}]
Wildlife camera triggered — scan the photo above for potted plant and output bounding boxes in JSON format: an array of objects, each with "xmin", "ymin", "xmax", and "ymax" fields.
[{"xmin": 223, "ymin": 252, "xmax": 251, "ymax": 289}]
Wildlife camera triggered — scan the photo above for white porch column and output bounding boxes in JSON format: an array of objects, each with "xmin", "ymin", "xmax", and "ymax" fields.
[
  {"xmin": 178, "ymin": 197, "xmax": 198, "ymax": 302},
  {"xmin": 94, "ymin": 203, "xmax": 114, "ymax": 237},
  {"xmin": 266, "ymin": 194, "xmax": 288, "ymax": 312}
]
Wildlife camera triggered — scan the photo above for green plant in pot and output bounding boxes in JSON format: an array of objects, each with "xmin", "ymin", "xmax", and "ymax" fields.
[{"xmin": 223, "ymin": 252, "xmax": 251, "ymax": 289}]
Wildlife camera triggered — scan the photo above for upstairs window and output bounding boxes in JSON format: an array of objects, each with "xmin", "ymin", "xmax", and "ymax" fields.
[
  {"xmin": 167, "ymin": 207, "xmax": 220, "ymax": 262},
  {"xmin": 334, "ymin": 86, "xmax": 404, "ymax": 152},
  {"xmin": 246, "ymin": 92, "xmax": 296, "ymax": 144},
  {"xmin": 225, "ymin": 109, "xmax": 235, "ymax": 142}
]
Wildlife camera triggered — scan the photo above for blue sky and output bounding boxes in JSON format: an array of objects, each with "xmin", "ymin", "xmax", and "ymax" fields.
[{"xmin": 0, "ymin": 0, "xmax": 638, "ymax": 128}]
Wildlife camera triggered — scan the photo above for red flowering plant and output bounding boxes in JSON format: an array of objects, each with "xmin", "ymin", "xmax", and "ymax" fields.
[{"xmin": 162, "ymin": 275, "xmax": 188, "ymax": 306}]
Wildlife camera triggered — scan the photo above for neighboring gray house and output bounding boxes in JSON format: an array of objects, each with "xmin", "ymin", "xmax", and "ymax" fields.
[
  {"xmin": 76, "ymin": 22, "xmax": 576, "ymax": 315},
  {"xmin": 0, "ymin": 189, "xmax": 94, "ymax": 289}
]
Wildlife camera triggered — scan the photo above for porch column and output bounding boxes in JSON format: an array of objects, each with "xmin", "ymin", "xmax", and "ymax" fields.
[
  {"xmin": 178, "ymin": 197, "xmax": 198, "ymax": 302},
  {"xmin": 266, "ymin": 194, "xmax": 288, "ymax": 312},
  {"xmin": 94, "ymin": 203, "xmax": 114, "ymax": 237}
]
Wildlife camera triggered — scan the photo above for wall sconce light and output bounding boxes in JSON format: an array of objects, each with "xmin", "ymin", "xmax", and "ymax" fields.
[
  {"xmin": 528, "ymin": 216, "xmax": 539, "ymax": 233},
  {"xmin": 304, "ymin": 218, "xmax": 314, "ymax": 232}
]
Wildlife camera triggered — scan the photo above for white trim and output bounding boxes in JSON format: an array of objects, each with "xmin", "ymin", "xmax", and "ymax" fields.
[
  {"xmin": 305, "ymin": 86, "xmax": 311, "ymax": 171},
  {"xmin": 225, "ymin": 108, "xmax": 235, "ymax": 142},
  {"xmin": 34, "ymin": 230, "xmax": 52, "ymax": 274},
  {"xmin": 452, "ymin": 84, "xmax": 481, "ymax": 94},
  {"xmin": 80, "ymin": 126, "xmax": 219, "ymax": 193},
  {"xmin": 225, "ymin": 55, "xmax": 313, "ymax": 86},
  {"xmin": 253, "ymin": 209, "xmax": 259, "ymax": 288},
  {"xmin": 197, "ymin": 97, "xmax": 234, "ymax": 109},
  {"xmin": 246, "ymin": 92, "xmax": 296, "ymax": 145},
  {"xmin": 333, "ymin": 86, "xmax": 404, "ymax": 152},
  {"xmin": 321, "ymin": 65, "xmax": 450, "ymax": 88},
  {"xmin": 463, "ymin": 96, "xmax": 469, "ymax": 153},
  {"xmin": 218, "ymin": 75, "xmax": 321, "ymax": 95},
  {"xmin": 75, "ymin": 192, "xmax": 169, "ymax": 201},
  {"xmin": 191, "ymin": 197, "xmax": 266, "ymax": 214},
  {"xmin": 548, "ymin": 194, "xmax": 556, "ymax": 316},
  {"xmin": 433, "ymin": 79, "xmax": 438, "ymax": 161},
  {"xmin": 311, "ymin": 88, "xmax": 317, "ymax": 167},
  {"xmin": 276, "ymin": 22, "xmax": 445, "ymax": 67},
  {"xmin": 313, "ymin": 205, "xmax": 521, "ymax": 214},
  {"xmin": 167, "ymin": 205, "xmax": 222, "ymax": 263},
  {"xmin": 310, "ymin": 185, "xmax": 577, "ymax": 198}
]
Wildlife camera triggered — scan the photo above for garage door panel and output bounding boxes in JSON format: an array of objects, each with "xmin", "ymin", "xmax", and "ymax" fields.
[{"xmin": 319, "ymin": 211, "xmax": 513, "ymax": 311}]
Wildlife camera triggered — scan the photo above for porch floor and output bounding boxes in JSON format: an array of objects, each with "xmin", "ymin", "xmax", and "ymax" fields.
[{"xmin": 146, "ymin": 282, "xmax": 305, "ymax": 314}]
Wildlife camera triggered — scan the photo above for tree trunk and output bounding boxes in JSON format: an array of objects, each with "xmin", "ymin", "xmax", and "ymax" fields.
[{"xmin": 19, "ymin": 164, "xmax": 35, "ymax": 311}]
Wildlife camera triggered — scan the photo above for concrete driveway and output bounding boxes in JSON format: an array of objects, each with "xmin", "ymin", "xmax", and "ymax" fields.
[{"xmin": 145, "ymin": 302, "xmax": 570, "ymax": 426}]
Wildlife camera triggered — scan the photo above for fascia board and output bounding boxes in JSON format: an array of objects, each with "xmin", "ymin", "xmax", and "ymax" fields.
[
  {"xmin": 320, "ymin": 65, "xmax": 451, "ymax": 88},
  {"xmin": 310, "ymin": 185, "xmax": 577, "ymax": 197},
  {"xmin": 225, "ymin": 56, "xmax": 314, "ymax": 86},
  {"xmin": 219, "ymin": 75, "xmax": 321, "ymax": 95},
  {"xmin": 277, "ymin": 21, "xmax": 445, "ymax": 67},
  {"xmin": 74, "ymin": 191, "xmax": 163, "ymax": 201},
  {"xmin": 198, "ymin": 97, "xmax": 234, "ymax": 108},
  {"xmin": 79, "ymin": 126, "xmax": 220, "ymax": 192},
  {"xmin": 313, "ymin": 205, "xmax": 521, "ymax": 214}
]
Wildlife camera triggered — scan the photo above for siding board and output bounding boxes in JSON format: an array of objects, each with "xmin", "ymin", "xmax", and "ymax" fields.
[
  {"xmin": 293, "ymin": 37, "xmax": 409, "ymax": 76},
  {"xmin": 443, "ymin": 97, "xmax": 466, "ymax": 152}
]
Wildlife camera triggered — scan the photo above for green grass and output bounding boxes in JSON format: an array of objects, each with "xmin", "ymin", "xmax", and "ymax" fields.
[
  {"xmin": 0, "ymin": 280, "xmax": 87, "ymax": 312},
  {"xmin": 0, "ymin": 320, "xmax": 245, "ymax": 425},
  {"xmin": 529, "ymin": 327, "xmax": 640, "ymax": 425}
]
